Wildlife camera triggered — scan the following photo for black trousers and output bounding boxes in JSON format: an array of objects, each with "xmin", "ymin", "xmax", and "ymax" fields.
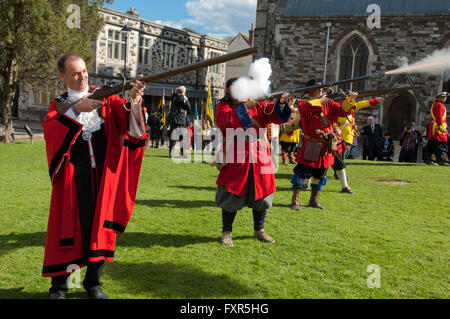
[
  {"xmin": 222, "ymin": 209, "xmax": 267, "ymax": 232},
  {"xmin": 50, "ymin": 261, "xmax": 105, "ymax": 293}
]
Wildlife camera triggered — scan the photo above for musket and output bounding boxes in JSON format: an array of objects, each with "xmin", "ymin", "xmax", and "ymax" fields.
[
  {"xmin": 268, "ymin": 72, "xmax": 386, "ymax": 100},
  {"xmin": 90, "ymin": 47, "xmax": 259, "ymax": 100},
  {"xmin": 55, "ymin": 47, "xmax": 259, "ymax": 114},
  {"xmin": 327, "ymin": 86, "xmax": 423, "ymax": 102}
]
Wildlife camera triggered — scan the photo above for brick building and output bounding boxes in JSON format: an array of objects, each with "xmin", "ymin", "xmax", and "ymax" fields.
[
  {"xmin": 254, "ymin": 0, "xmax": 450, "ymax": 139},
  {"xmin": 18, "ymin": 7, "xmax": 228, "ymax": 122}
]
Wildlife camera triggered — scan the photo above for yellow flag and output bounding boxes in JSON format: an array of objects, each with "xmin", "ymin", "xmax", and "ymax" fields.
[
  {"xmin": 206, "ymin": 83, "xmax": 214, "ymax": 124},
  {"xmin": 159, "ymin": 89, "xmax": 166, "ymax": 129}
]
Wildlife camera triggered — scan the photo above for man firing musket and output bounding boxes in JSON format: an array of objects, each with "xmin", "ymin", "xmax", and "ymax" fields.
[{"xmin": 40, "ymin": 47, "xmax": 259, "ymax": 299}]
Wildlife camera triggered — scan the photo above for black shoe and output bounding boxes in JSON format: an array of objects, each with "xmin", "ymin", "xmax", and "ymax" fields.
[
  {"xmin": 341, "ymin": 187, "xmax": 355, "ymax": 194},
  {"xmin": 49, "ymin": 291, "xmax": 67, "ymax": 299},
  {"xmin": 438, "ymin": 162, "xmax": 450, "ymax": 166},
  {"xmin": 86, "ymin": 287, "xmax": 108, "ymax": 299}
]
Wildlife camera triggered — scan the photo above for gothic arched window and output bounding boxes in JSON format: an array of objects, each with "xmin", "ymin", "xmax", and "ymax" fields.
[{"xmin": 339, "ymin": 37, "xmax": 369, "ymax": 92}]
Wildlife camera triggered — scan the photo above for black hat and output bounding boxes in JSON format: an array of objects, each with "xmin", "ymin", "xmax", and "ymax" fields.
[
  {"xmin": 221, "ymin": 77, "xmax": 239, "ymax": 101},
  {"xmin": 302, "ymin": 79, "xmax": 322, "ymax": 96},
  {"xmin": 305, "ymin": 79, "xmax": 321, "ymax": 87}
]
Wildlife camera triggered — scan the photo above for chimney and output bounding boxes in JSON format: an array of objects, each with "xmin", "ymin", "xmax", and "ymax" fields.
[{"xmin": 248, "ymin": 23, "xmax": 255, "ymax": 46}]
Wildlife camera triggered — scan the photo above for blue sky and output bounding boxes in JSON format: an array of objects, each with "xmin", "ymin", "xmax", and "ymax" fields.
[{"xmin": 103, "ymin": 0, "xmax": 257, "ymax": 39}]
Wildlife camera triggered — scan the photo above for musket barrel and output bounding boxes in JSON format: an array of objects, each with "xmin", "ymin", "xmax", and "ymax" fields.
[
  {"xmin": 90, "ymin": 47, "xmax": 259, "ymax": 100},
  {"xmin": 270, "ymin": 72, "xmax": 386, "ymax": 98}
]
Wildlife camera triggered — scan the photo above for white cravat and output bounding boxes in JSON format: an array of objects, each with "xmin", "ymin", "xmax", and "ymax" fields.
[{"xmin": 65, "ymin": 87, "xmax": 104, "ymax": 133}]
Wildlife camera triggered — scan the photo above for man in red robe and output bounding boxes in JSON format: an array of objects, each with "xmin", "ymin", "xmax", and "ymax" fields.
[
  {"xmin": 41, "ymin": 53, "xmax": 147, "ymax": 299},
  {"xmin": 428, "ymin": 91, "xmax": 449, "ymax": 166},
  {"xmin": 290, "ymin": 79, "xmax": 357, "ymax": 210},
  {"xmin": 215, "ymin": 78, "xmax": 292, "ymax": 247}
]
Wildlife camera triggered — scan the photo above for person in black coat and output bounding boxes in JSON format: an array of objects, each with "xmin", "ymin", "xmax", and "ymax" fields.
[
  {"xmin": 167, "ymin": 86, "xmax": 191, "ymax": 156},
  {"xmin": 361, "ymin": 116, "xmax": 384, "ymax": 160}
]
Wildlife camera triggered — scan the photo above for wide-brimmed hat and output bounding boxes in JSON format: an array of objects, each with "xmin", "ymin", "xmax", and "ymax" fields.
[
  {"xmin": 302, "ymin": 79, "xmax": 322, "ymax": 96},
  {"xmin": 436, "ymin": 91, "xmax": 449, "ymax": 98}
]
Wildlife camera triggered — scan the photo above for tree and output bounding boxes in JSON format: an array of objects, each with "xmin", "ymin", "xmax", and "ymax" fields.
[{"xmin": 0, "ymin": 0, "xmax": 112, "ymax": 143}]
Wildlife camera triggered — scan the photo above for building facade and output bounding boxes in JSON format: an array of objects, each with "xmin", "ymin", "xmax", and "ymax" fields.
[
  {"xmin": 18, "ymin": 7, "xmax": 228, "ymax": 122},
  {"xmin": 254, "ymin": 0, "xmax": 450, "ymax": 139}
]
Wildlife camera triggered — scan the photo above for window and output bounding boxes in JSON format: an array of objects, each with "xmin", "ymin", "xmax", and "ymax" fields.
[
  {"xmin": 162, "ymin": 42, "xmax": 176, "ymax": 68},
  {"xmin": 338, "ymin": 37, "xmax": 369, "ymax": 92},
  {"xmin": 208, "ymin": 52, "xmax": 222, "ymax": 74},
  {"xmin": 139, "ymin": 37, "xmax": 152, "ymax": 65},
  {"xmin": 185, "ymin": 47, "xmax": 195, "ymax": 65},
  {"xmin": 107, "ymin": 30, "xmax": 127, "ymax": 61},
  {"xmin": 33, "ymin": 89, "xmax": 56, "ymax": 105}
]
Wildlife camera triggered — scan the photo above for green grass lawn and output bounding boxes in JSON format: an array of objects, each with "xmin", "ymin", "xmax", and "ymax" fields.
[{"xmin": 0, "ymin": 141, "xmax": 449, "ymax": 299}]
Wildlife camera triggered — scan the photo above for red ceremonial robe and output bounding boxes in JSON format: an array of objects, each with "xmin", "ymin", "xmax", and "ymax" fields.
[
  {"xmin": 215, "ymin": 100, "xmax": 291, "ymax": 200},
  {"xmin": 41, "ymin": 90, "xmax": 147, "ymax": 277},
  {"xmin": 295, "ymin": 99, "xmax": 353, "ymax": 169}
]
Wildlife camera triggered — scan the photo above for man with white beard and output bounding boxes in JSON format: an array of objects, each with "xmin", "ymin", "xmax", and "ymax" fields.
[{"xmin": 41, "ymin": 53, "xmax": 147, "ymax": 299}]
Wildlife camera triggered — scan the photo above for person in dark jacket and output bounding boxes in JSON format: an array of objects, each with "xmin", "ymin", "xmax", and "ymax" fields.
[
  {"xmin": 361, "ymin": 116, "xmax": 384, "ymax": 160},
  {"xmin": 168, "ymin": 86, "xmax": 191, "ymax": 156}
]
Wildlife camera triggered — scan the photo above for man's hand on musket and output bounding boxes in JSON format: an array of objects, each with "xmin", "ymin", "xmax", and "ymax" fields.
[
  {"xmin": 74, "ymin": 94, "xmax": 103, "ymax": 113},
  {"xmin": 348, "ymin": 91, "xmax": 358, "ymax": 99},
  {"xmin": 279, "ymin": 92, "xmax": 292, "ymax": 105},
  {"xmin": 375, "ymin": 97, "xmax": 384, "ymax": 104},
  {"xmin": 130, "ymin": 80, "xmax": 146, "ymax": 104},
  {"xmin": 244, "ymin": 99, "xmax": 258, "ymax": 109}
]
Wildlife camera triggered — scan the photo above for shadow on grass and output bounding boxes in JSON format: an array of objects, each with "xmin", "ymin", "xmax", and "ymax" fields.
[
  {"xmin": 0, "ymin": 231, "xmax": 218, "ymax": 254},
  {"xmin": 0, "ymin": 288, "xmax": 49, "ymax": 299},
  {"xmin": 107, "ymin": 261, "xmax": 257, "ymax": 298},
  {"xmin": 116, "ymin": 232, "xmax": 218, "ymax": 248},
  {"xmin": 0, "ymin": 232, "xmax": 45, "ymax": 257},
  {"xmin": 136, "ymin": 199, "xmax": 215, "ymax": 208},
  {"xmin": 167, "ymin": 185, "xmax": 217, "ymax": 192}
]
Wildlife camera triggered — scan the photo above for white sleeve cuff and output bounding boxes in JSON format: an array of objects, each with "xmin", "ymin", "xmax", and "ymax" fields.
[{"xmin": 128, "ymin": 102, "xmax": 145, "ymax": 139}]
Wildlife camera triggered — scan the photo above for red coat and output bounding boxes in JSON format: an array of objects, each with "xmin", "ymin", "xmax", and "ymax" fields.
[
  {"xmin": 41, "ymin": 93, "xmax": 147, "ymax": 277},
  {"xmin": 431, "ymin": 101, "xmax": 448, "ymax": 142},
  {"xmin": 215, "ymin": 100, "xmax": 291, "ymax": 200},
  {"xmin": 295, "ymin": 99, "xmax": 353, "ymax": 168}
]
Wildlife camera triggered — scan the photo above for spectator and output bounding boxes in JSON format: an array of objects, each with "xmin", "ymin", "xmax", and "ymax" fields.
[
  {"xmin": 411, "ymin": 122, "xmax": 421, "ymax": 162},
  {"xmin": 168, "ymin": 86, "xmax": 191, "ymax": 156},
  {"xmin": 398, "ymin": 124, "xmax": 418, "ymax": 163},
  {"xmin": 361, "ymin": 116, "xmax": 383, "ymax": 160},
  {"xmin": 149, "ymin": 112, "xmax": 162, "ymax": 148},
  {"xmin": 381, "ymin": 132, "xmax": 394, "ymax": 161}
]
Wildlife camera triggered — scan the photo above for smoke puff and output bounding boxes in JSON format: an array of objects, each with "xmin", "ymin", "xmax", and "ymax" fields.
[
  {"xmin": 392, "ymin": 47, "xmax": 450, "ymax": 75},
  {"xmin": 231, "ymin": 58, "xmax": 272, "ymax": 101}
]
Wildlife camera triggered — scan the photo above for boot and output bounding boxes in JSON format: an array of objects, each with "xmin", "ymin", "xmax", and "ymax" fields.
[
  {"xmin": 288, "ymin": 152, "xmax": 296, "ymax": 164},
  {"xmin": 221, "ymin": 231, "xmax": 234, "ymax": 247},
  {"xmin": 291, "ymin": 187, "xmax": 301, "ymax": 211},
  {"xmin": 308, "ymin": 189, "xmax": 325, "ymax": 210},
  {"xmin": 253, "ymin": 229, "xmax": 276, "ymax": 243}
]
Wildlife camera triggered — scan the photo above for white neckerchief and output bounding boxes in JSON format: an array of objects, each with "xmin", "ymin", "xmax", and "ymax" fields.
[{"xmin": 67, "ymin": 87, "xmax": 104, "ymax": 133}]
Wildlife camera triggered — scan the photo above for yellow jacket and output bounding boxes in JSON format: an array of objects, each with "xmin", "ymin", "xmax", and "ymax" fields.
[
  {"xmin": 337, "ymin": 99, "xmax": 378, "ymax": 145},
  {"xmin": 280, "ymin": 129, "xmax": 300, "ymax": 143}
]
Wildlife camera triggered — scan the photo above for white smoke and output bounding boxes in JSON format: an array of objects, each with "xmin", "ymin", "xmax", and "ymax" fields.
[
  {"xmin": 390, "ymin": 47, "xmax": 450, "ymax": 75},
  {"xmin": 230, "ymin": 58, "xmax": 272, "ymax": 101},
  {"xmin": 394, "ymin": 56, "xmax": 409, "ymax": 68}
]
